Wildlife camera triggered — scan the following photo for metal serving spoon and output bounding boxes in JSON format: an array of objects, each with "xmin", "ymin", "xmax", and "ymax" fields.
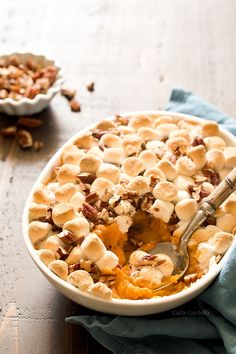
[{"xmin": 148, "ymin": 166, "xmax": 236, "ymax": 290}]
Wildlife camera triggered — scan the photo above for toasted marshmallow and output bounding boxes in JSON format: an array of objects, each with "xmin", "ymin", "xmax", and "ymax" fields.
[
  {"xmin": 224, "ymin": 198, "xmax": 236, "ymax": 217},
  {"xmin": 204, "ymin": 136, "xmax": 226, "ymax": 150},
  {"xmin": 117, "ymin": 125, "xmax": 135, "ymax": 135},
  {"xmin": 103, "ymin": 148, "xmax": 124, "ymax": 165},
  {"xmin": 153, "ymin": 181, "xmax": 177, "ymax": 202},
  {"xmin": 45, "ymin": 235, "xmax": 65, "ymax": 253},
  {"xmin": 196, "ymin": 243, "xmax": 215, "ymax": 271},
  {"xmin": 129, "ymin": 250, "xmax": 148, "ymax": 267},
  {"xmin": 115, "ymin": 215, "xmax": 132, "ymax": 233},
  {"xmin": 62, "ymin": 144, "xmax": 79, "ymax": 156},
  {"xmin": 122, "ymin": 157, "xmax": 145, "ymax": 176},
  {"xmin": 121, "ymin": 134, "xmax": 142, "ymax": 156},
  {"xmin": 114, "ymin": 200, "xmax": 135, "ymax": 216},
  {"xmin": 175, "ymin": 199, "xmax": 198, "ymax": 220},
  {"xmin": 29, "ymin": 203, "xmax": 48, "ymax": 220},
  {"xmin": 126, "ymin": 176, "xmax": 150, "ymax": 195},
  {"xmin": 37, "ymin": 249, "xmax": 56, "ymax": 266},
  {"xmin": 155, "ymin": 254, "xmax": 174, "ymax": 277},
  {"xmin": 189, "ymin": 226, "xmax": 220, "ymax": 247},
  {"xmin": 96, "ymin": 163, "xmax": 121, "ymax": 183},
  {"xmin": 67, "ymin": 270, "xmax": 94, "ymax": 290},
  {"xmin": 55, "ymin": 183, "xmax": 77, "ymax": 203},
  {"xmin": 187, "ymin": 145, "xmax": 207, "ymax": 170},
  {"xmin": 63, "ymin": 217, "xmax": 90, "ymax": 238},
  {"xmin": 173, "ymin": 175, "xmax": 194, "ymax": 191},
  {"xmin": 137, "ymin": 127, "xmax": 160, "ymax": 140},
  {"xmin": 173, "ymin": 190, "xmax": 190, "ymax": 204},
  {"xmin": 79, "ymin": 155, "xmax": 101, "ymax": 173},
  {"xmin": 176, "ymin": 156, "xmax": 196, "ymax": 177},
  {"xmin": 88, "ymin": 282, "xmax": 112, "ymax": 300},
  {"xmin": 69, "ymin": 192, "xmax": 85, "ymax": 210},
  {"xmin": 216, "ymin": 213, "xmax": 236, "ymax": 233},
  {"xmin": 62, "ymin": 149, "xmax": 85, "ymax": 165},
  {"xmin": 95, "ymin": 119, "xmax": 117, "ymax": 130},
  {"xmin": 75, "ymin": 133, "xmax": 96, "ymax": 149},
  {"xmin": 33, "ymin": 184, "xmax": 54, "ymax": 205},
  {"xmin": 90, "ymin": 177, "xmax": 114, "ymax": 197},
  {"xmin": 178, "ymin": 119, "xmax": 200, "ymax": 131},
  {"xmin": 148, "ymin": 199, "xmax": 174, "ymax": 223},
  {"xmin": 87, "ymin": 146, "xmax": 104, "ymax": 159},
  {"xmin": 156, "ymin": 160, "xmax": 177, "ymax": 181},
  {"xmin": 48, "ymin": 260, "xmax": 68, "ymax": 280},
  {"xmin": 52, "ymin": 203, "xmax": 76, "ymax": 227},
  {"xmin": 206, "ymin": 149, "xmax": 225, "ymax": 171},
  {"xmin": 143, "ymin": 167, "xmax": 166, "ymax": 181},
  {"xmin": 96, "ymin": 251, "xmax": 119, "ymax": 272},
  {"xmin": 57, "ymin": 164, "xmax": 80, "ymax": 185},
  {"xmin": 202, "ymin": 121, "xmax": 219, "ymax": 137},
  {"xmin": 47, "ymin": 182, "xmax": 59, "ymax": 193},
  {"xmin": 128, "ymin": 114, "xmax": 152, "ymax": 130},
  {"xmin": 173, "ymin": 220, "xmax": 189, "ymax": 239},
  {"xmin": 65, "ymin": 246, "xmax": 84, "ymax": 265},
  {"xmin": 166, "ymin": 137, "xmax": 189, "ymax": 154},
  {"xmin": 28, "ymin": 221, "xmax": 52, "ymax": 246},
  {"xmin": 81, "ymin": 233, "xmax": 106, "ymax": 262},
  {"xmin": 112, "ymin": 184, "xmax": 126, "ymax": 196},
  {"xmin": 154, "ymin": 115, "xmax": 174, "ymax": 127},
  {"xmin": 145, "ymin": 140, "xmax": 165, "ymax": 152},
  {"xmin": 211, "ymin": 232, "xmax": 233, "ymax": 254},
  {"xmin": 139, "ymin": 150, "xmax": 158, "ymax": 169},
  {"xmin": 139, "ymin": 266, "xmax": 163, "ymax": 285},
  {"xmin": 155, "ymin": 123, "xmax": 179, "ymax": 137},
  {"xmin": 223, "ymin": 148, "xmax": 236, "ymax": 169},
  {"xmin": 100, "ymin": 133, "xmax": 122, "ymax": 148},
  {"xmin": 219, "ymin": 168, "xmax": 231, "ymax": 180},
  {"xmin": 169, "ymin": 129, "xmax": 190, "ymax": 142}
]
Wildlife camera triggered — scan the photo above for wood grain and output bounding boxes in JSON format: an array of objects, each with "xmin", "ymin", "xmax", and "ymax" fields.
[{"xmin": 0, "ymin": 0, "xmax": 236, "ymax": 353}]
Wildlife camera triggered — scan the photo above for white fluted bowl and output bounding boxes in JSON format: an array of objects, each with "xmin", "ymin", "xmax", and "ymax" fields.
[{"xmin": 0, "ymin": 53, "xmax": 64, "ymax": 116}]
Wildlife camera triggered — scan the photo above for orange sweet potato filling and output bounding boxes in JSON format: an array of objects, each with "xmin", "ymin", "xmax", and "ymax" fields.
[{"xmin": 94, "ymin": 212, "xmax": 200, "ymax": 299}]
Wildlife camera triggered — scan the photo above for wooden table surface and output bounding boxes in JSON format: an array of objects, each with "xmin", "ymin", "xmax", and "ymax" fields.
[{"xmin": 0, "ymin": 0, "xmax": 236, "ymax": 353}]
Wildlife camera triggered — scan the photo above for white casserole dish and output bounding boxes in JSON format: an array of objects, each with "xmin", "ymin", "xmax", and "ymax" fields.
[{"xmin": 22, "ymin": 111, "xmax": 236, "ymax": 316}]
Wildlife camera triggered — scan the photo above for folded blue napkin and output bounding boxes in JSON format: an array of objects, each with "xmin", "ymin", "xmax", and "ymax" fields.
[{"xmin": 66, "ymin": 89, "xmax": 236, "ymax": 354}]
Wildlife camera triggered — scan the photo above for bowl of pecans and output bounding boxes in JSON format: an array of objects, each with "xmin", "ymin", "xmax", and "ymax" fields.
[
  {"xmin": 23, "ymin": 111, "xmax": 236, "ymax": 315},
  {"xmin": 0, "ymin": 53, "xmax": 64, "ymax": 116}
]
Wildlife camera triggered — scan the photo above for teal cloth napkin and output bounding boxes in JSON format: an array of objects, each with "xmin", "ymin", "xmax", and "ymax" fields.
[{"xmin": 66, "ymin": 89, "xmax": 236, "ymax": 354}]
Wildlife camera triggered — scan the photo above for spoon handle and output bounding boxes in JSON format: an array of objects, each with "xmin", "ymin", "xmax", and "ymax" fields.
[
  {"xmin": 179, "ymin": 166, "xmax": 236, "ymax": 250},
  {"xmin": 204, "ymin": 166, "xmax": 236, "ymax": 210}
]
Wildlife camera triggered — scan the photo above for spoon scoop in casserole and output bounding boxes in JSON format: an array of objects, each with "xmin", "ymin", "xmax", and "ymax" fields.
[{"xmin": 148, "ymin": 166, "xmax": 236, "ymax": 290}]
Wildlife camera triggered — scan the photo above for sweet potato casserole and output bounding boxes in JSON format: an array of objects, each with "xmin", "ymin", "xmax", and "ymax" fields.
[{"xmin": 27, "ymin": 114, "xmax": 236, "ymax": 300}]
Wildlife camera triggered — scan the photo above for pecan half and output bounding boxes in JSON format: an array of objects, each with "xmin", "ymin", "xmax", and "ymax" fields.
[
  {"xmin": 17, "ymin": 117, "xmax": 42, "ymax": 128},
  {"xmin": 33, "ymin": 140, "xmax": 44, "ymax": 151},
  {"xmin": 77, "ymin": 172, "xmax": 96, "ymax": 184},
  {"xmin": 1, "ymin": 125, "xmax": 17, "ymax": 137},
  {"xmin": 115, "ymin": 115, "xmax": 129, "ymax": 126},
  {"xmin": 61, "ymin": 87, "xmax": 76, "ymax": 100},
  {"xmin": 56, "ymin": 246, "xmax": 69, "ymax": 260},
  {"xmin": 86, "ymin": 82, "xmax": 95, "ymax": 92},
  {"xmin": 58, "ymin": 230, "xmax": 78, "ymax": 244},
  {"xmin": 82, "ymin": 202, "xmax": 98, "ymax": 222},
  {"xmin": 86, "ymin": 192, "xmax": 99, "ymax": 204},
  {"xmin": 18, "ymin": 130, "xmax": 33, "ymax": 149},
  {"xmin": 192, "ymin": 136, "xmax": 205, "ymax": 147},
  {"xmin": 188, "ymin": 184, "xmax": 210, "ymax": 201},
  {"xmin": 70, "ymin": 99, "xmax": 81, "ymax": 112},
  {"xmin": 202, "ymin": 169, "xmax": 220, "ymax": 186}
]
